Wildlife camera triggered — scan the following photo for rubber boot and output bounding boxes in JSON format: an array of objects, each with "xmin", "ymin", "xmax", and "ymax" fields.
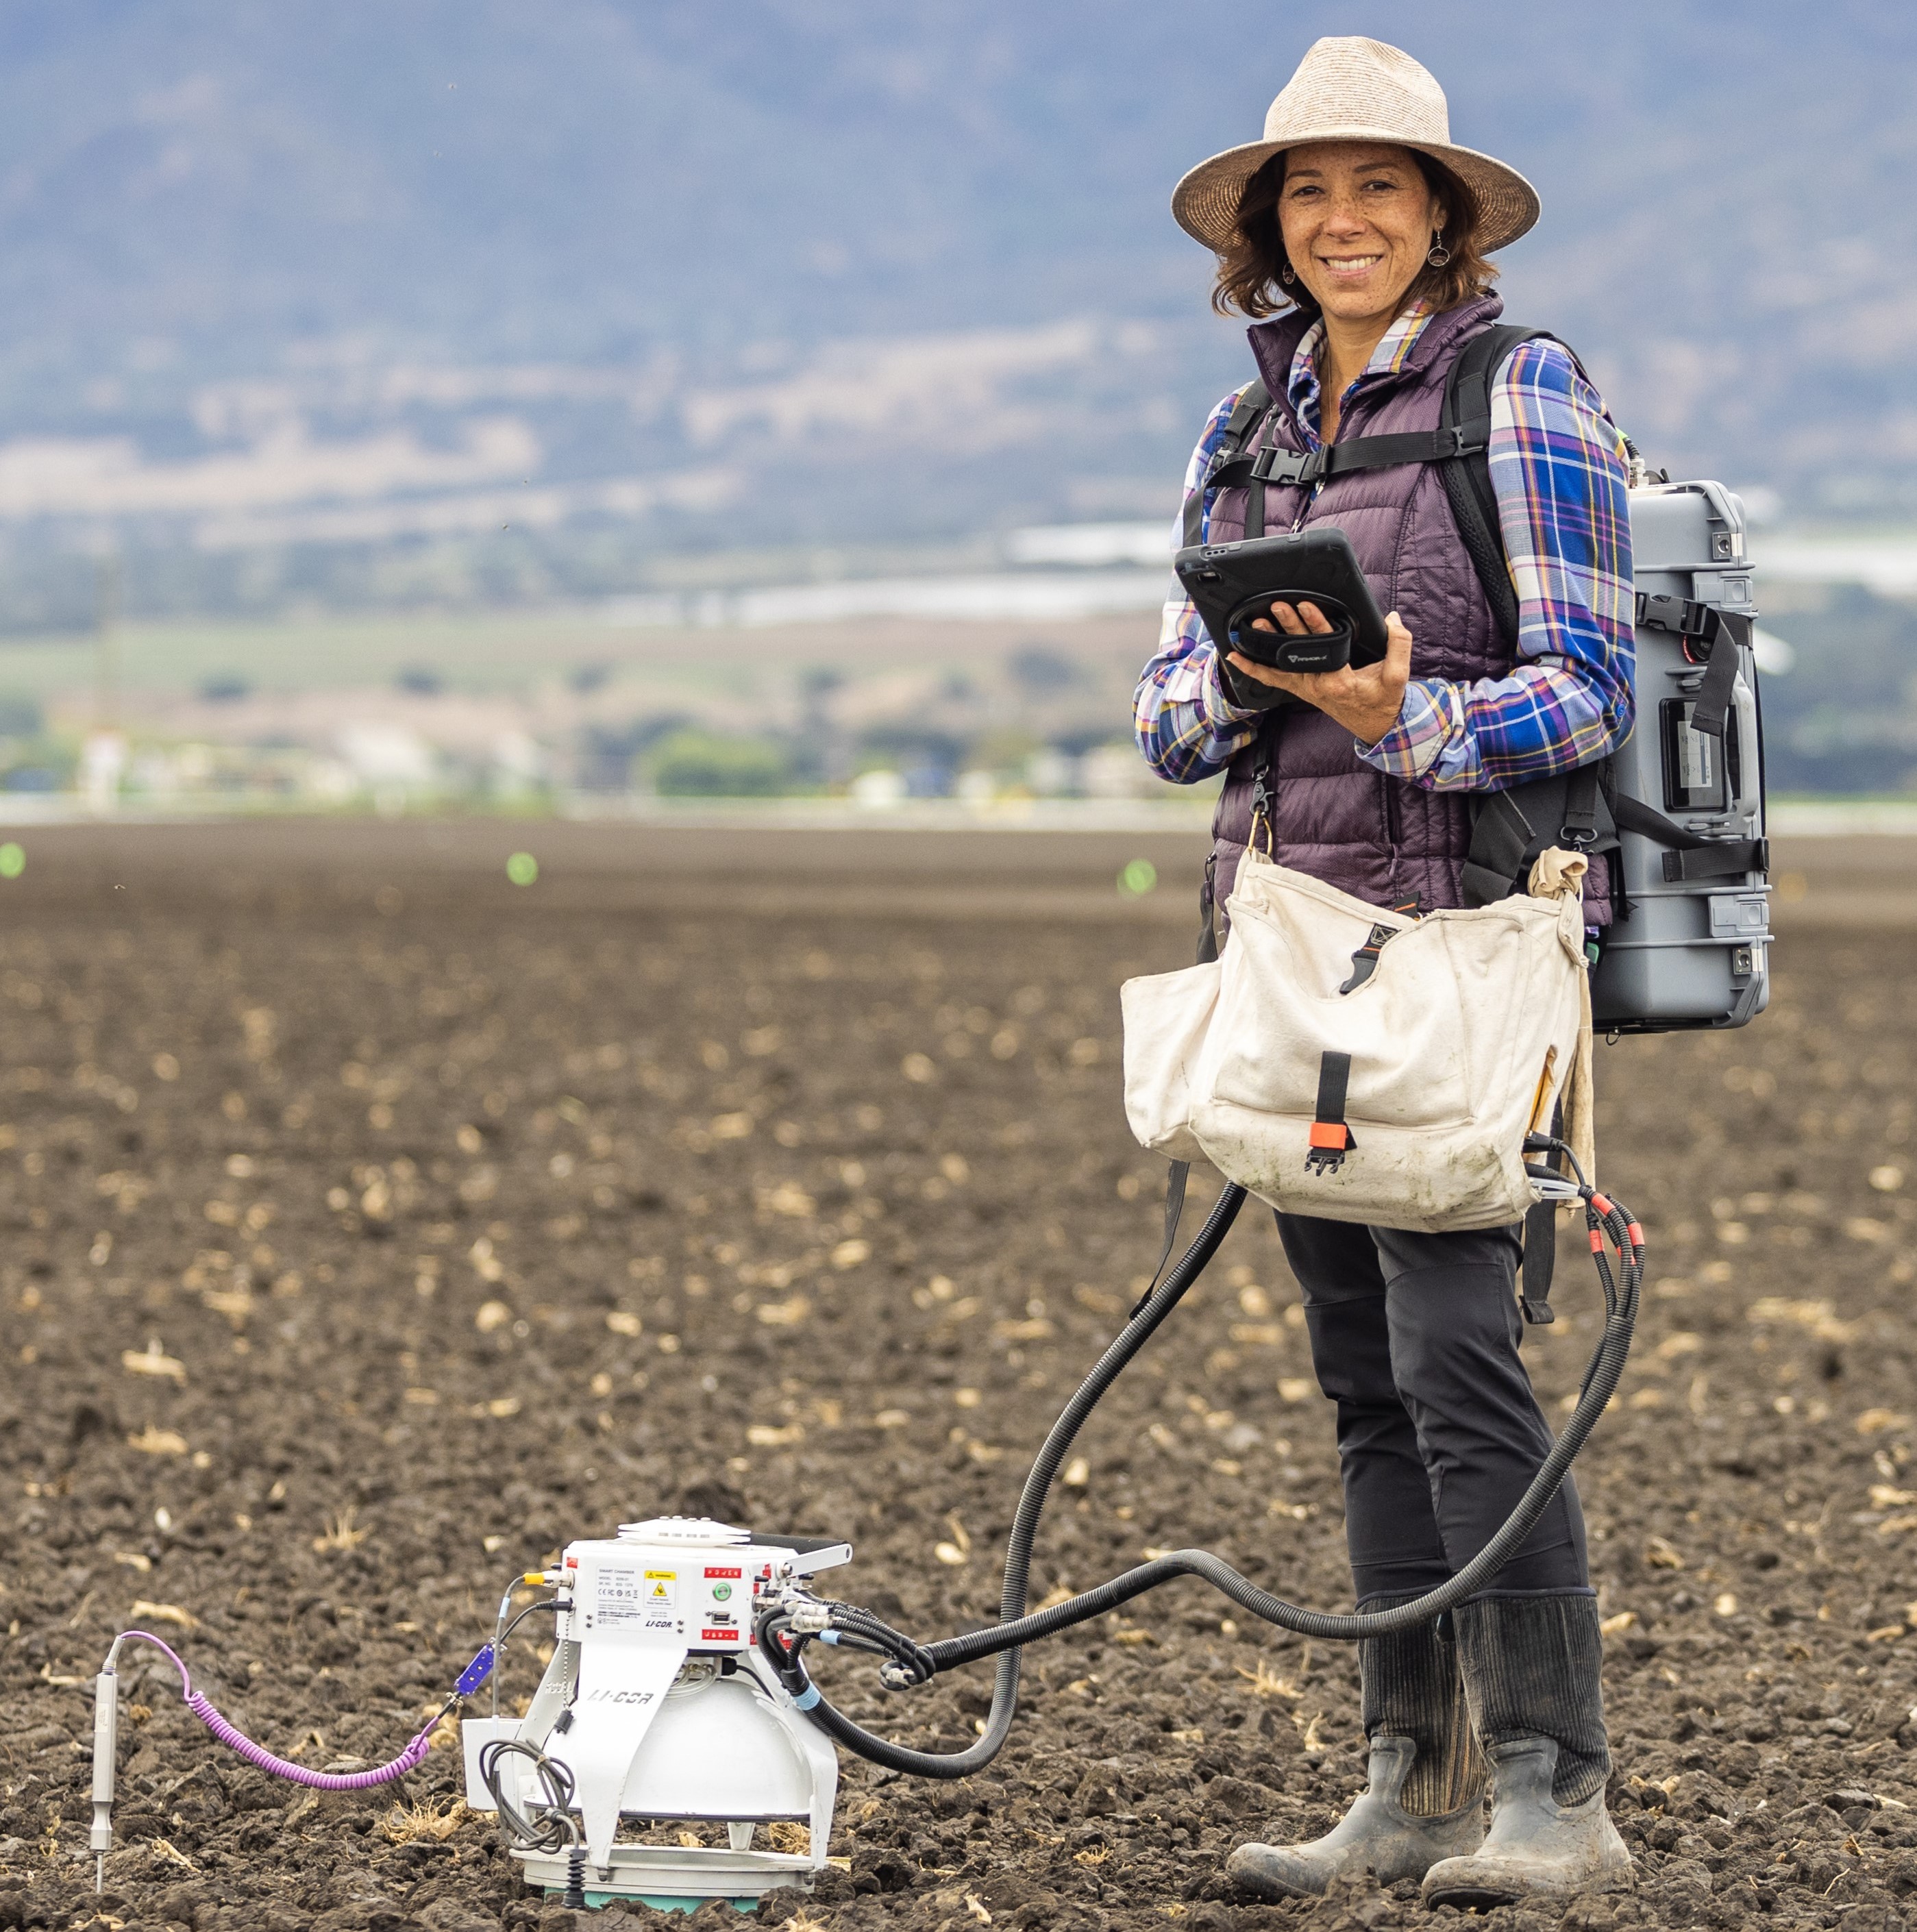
[
  {"xmin": 1228, "ymin": 1598, "xmax": 1484, "ymax": 1900},
  {"xmin": 1421, "ymin": 1594, "xmax": 1633, "ymax": 1909}
]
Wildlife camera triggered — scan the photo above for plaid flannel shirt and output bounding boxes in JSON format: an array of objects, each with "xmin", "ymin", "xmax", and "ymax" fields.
[{"xmin": 1133, "ymin": 304, "xmax": 1635, "ymax": 791}]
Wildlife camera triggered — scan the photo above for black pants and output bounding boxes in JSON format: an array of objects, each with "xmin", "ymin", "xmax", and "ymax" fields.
[{"xmin": 1276, "ymin": 1212, "xmax": 1590, "ymax": 1604}]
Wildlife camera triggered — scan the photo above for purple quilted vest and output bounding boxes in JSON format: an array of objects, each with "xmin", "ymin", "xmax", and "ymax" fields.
[{"xmin": 1208, "ymin": 294, "xmax": 1509, "ymax": 923}]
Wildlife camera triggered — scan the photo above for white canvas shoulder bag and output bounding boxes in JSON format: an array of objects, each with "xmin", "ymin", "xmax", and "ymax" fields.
[{"xmin": 1121, "ymin": 848, "xmax": 1594, "ymax": 1233}]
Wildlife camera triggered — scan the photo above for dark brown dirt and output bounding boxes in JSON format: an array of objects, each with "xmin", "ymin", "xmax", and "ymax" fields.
[{"xmin": 2, "ymin": 821, "xmax": 1916, "ymax": 1932}]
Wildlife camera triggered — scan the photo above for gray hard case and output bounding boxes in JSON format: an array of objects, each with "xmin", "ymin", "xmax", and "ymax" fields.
[{"xmin": 1590, "ymin": 481, "xmax": 1770, "ymax": 1032}]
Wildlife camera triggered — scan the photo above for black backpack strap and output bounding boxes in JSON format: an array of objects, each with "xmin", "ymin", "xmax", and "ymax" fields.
[
  {"xmin": 1445, "ymin": 326, "xmax": 1633, "ymax": 908},
  {"xmin": 1561, "ymin": 762, "xmax": 1604, "ymax": 845},
  {"xmin": 1468, "ymin": 761, "xmax": 1768, "ymax": 906},
  {"xmin": 1207, "ymin": 428, "xmax": 1486, "ymax": 495},
  {"xmin": 1520, "ymin": 1095, "xmax": 1565, "ymax": 1326},
  {"xmin": 1435, "ymin": 325, "xmax": 1561, "ymax": 649},
  {"xmin": 1611, "ymin": 794, "xmax": 1768, "ymax": 882},
  {"xmin": 1460, "ymin": 761, "xmax": 1620, "ymax": 908},
  {"xmin": 1185, "ymin": 380, "xmax": 1274, "ymax": 549},
  {"xmin": 1520, "ymin": 1195, "xmax": 1559, "ymax": 1324}
]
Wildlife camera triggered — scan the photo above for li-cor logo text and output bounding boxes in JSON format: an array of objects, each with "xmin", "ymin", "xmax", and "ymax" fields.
[{"xmin": 587, "ymin": 1687, "xmax": 660, "ymax": 1705}]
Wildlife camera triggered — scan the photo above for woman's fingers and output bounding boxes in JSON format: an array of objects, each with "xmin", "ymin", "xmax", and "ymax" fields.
[
  {"xmin": 1383, "ymin": 610, "xmax": 1414, "ymax": 677},
  {"xmin": 1250, "ymin": 600, "xmax": 1310, "ymax": 636},
  {"xmin": 1250, "ymin": 600, "xmax": 1335, "ymax": 636}
]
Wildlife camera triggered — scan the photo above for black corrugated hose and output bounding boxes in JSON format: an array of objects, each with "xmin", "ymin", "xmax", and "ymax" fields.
[{"xmin": 758, "ymin": 1145, "xmax": 1642, "ymax": 1779}]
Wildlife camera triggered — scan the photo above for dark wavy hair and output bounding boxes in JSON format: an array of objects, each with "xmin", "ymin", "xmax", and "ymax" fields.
[{"xmin": 1210, "ymin": 149, "xmax": 1498, "ymax": 321}]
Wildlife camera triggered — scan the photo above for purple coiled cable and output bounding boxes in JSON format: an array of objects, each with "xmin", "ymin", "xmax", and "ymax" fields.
[{"xmin": 118, "ymin": 1631, "xmax": 445, "ymax": 1792}]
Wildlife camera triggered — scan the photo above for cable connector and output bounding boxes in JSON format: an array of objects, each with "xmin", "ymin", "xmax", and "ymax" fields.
[
  {"xmin": 454, "ymin": 1644, "xmax": 497, "ymax": 1698},
  {"xmin": 782, "ymin": 1597, "xmax": 834, "ymax": 1635}
]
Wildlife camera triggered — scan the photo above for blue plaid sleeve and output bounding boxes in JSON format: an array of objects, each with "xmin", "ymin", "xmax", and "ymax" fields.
[
  {"xmin": 1357, "ymin": 339, "xmax": 1635, "ymax": 791},
  {"xmin": 1132, "ymin": 391, "xmax": 1265, "ymax": 784}
]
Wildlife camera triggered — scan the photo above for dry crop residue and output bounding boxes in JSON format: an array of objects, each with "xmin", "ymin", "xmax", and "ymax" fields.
[{"xmin": 0, "ymin": 832, "xmax": 1914, "ymax": 1931}]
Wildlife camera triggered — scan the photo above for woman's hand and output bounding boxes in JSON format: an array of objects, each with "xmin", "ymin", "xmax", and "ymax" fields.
[{"xmin": 1226, "ymin": 602, "xmax": 1415, "ymax": 746}]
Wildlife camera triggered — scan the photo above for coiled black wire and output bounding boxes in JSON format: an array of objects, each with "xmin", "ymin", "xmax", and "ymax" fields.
[
  {"xmin": 480, "ymin": 1737, "xmax": 580, "ymax": 1850},
  {"xmin": 761, "ymin": 1165, "xmax": 1642, "ymax": 1776}
]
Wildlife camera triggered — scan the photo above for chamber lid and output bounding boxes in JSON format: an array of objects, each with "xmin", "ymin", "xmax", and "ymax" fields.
[{"xmin": 616, "ymin": 1515, "xmax": 750, "ymax": 1545}]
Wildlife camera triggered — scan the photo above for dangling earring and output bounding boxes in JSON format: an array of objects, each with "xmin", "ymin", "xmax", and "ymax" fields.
[
  {"xmin": 1426, "ymin": 232, "xmax": 1452, "ymax": 268},
  {"xmin": 1278, "ymin": 260, "xmax": 1296, "ymax": 286}
]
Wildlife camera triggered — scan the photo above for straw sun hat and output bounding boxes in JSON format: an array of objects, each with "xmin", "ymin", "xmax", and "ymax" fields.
[{"xmin": 1172, "ymin": 36, "xmax": 1539, "ymax": 257}]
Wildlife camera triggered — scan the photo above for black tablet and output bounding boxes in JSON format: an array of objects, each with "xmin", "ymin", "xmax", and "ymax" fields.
[{"xmin": 1174, "ymin": 526, "xmax": 1389, "ymax": 676}]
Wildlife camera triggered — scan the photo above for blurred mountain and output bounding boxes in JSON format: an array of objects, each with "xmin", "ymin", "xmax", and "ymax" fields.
[
  {"xmin": 1756, "ymin": 585, "xmax": 1917, "ymax": 794},
  {"xmin": 0, "ymin": 0, "xmax": 1905, "ymax": 619}
]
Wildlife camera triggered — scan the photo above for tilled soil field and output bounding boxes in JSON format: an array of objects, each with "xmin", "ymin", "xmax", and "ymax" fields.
[{"xmin": 3, "ymin": 820, "xmax": 1917, "ymax": 1932}]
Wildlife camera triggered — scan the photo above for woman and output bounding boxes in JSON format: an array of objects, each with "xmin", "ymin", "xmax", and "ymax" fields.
[{"xmin": 1135, "ymin": 38, "xmax": 1635, "ymax": 1912}]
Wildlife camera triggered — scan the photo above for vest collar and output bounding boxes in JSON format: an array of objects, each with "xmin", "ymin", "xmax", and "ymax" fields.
[{"xmin": 1245, "ymin": 291, "xmax": 1505, "ymax": 436}]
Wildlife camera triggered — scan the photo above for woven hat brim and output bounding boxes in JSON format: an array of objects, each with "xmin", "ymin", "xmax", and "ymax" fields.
[{"xmin": 1172, "ymin": 128, "xmax": 1539, "ymax": 257}]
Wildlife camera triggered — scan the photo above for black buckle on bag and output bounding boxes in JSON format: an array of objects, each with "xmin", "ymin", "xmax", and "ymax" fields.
[
  {"xmin": 1338, "ymin": 924, "xmax": 1396, "ymax": 995},
  {"xmin": 1337, "ymin": 900, "xmax": 1421, "ymax": 993},
  {"xmin": 1635, "ymin": 592, "xmax": 1716, "ymax": 641}
]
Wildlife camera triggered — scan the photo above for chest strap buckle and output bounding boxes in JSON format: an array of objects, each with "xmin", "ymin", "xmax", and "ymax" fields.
[{"xmin": 1248, "ymin": 446, "xmax": 1323, "ymax": 488}]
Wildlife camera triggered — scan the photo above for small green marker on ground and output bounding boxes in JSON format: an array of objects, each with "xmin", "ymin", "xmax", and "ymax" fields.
[
  {"xmin": 1118, "ymin": 858, "xmax": 1157, "ymax": 897},
  {"xmin": 0, "ymin": 842, "xmax": 23, "ymax": 879},
  {"xmin": 506, "ymin": 851, "xmax": 539, "ymax": 886}
]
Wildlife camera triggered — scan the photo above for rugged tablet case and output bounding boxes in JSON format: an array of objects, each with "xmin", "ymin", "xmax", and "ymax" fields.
[{"xmin": 1174, "ymin": 527, "xmax": 1389, "ymax": 675}]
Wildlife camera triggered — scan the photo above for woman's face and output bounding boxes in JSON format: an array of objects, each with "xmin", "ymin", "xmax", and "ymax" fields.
[{"xmin": 1276, "ymin": 141, "xmax": 1444, "ymax": 330}]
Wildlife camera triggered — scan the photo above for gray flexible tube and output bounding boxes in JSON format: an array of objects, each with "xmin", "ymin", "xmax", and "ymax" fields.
[
  {"xmin": 782, "ymin": 1180, "xmax": 1642, "ymax": 1777},
  {"xmin": 793, "ymin": 1182, "xmax": 1250, "ymax": 1776}
]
